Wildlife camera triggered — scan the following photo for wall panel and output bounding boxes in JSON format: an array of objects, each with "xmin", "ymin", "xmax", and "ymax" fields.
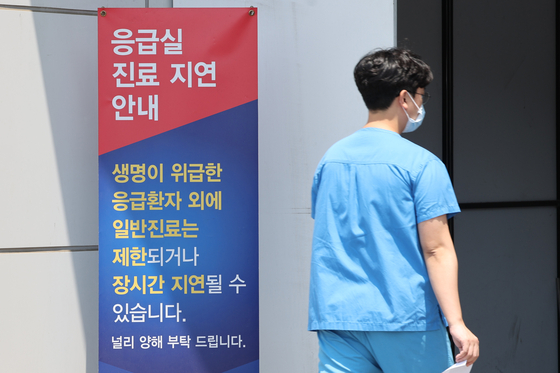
[
  {"xmin": 454, "ymin": 208, "xmax": 557, "ymax": 372},
  {"xmin": 0, "ymin": 9, "xmax": 98, "ymax": 248},
  {"xmin": 0, "ymin": 251, "xmax": 98, "ymax": 373}
]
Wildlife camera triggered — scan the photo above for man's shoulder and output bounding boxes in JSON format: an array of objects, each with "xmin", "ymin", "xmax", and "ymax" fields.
[{"xmin": 321, "ymin": 128, "xmax": 438, "ymax": 168}]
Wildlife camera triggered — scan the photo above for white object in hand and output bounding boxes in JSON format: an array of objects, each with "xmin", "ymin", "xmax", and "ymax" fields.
[{"xmin": 442, "ymin": 360, "xmax": 473, "ymax": 373}]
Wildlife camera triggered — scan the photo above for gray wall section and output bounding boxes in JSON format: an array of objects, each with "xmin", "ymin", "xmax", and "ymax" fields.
[
  {"xmin": 0, "ymin": 5, "xmax": 101, "ymax": 372},
  {"xmin": 399, "ymin": 0, "xmax": 558, "ymax": 371},
  {"xmin": 455, "ymin": 208, "xmax": 558, "ymax": 372},
  {"xmin": 0, "ymin": 8, "xmax": 97, "ymax": 248},
  {"xmin": 0, "ymin": 250, "xmax": 98, "ymax": 373},
  {"xmin": 453, "ymin": 0, "xmax": 556, "ymax": 203}
]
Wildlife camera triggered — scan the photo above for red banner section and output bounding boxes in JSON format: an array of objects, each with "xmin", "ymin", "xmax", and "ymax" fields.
[{"xmin": 98, "ymin": 8, "xmax": 258, "ymax": 155}]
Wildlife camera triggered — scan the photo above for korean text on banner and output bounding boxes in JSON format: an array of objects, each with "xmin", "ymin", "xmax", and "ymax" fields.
[{"xmin": 98, "ymin": 8, "xmax": 258, "ymax": 373}]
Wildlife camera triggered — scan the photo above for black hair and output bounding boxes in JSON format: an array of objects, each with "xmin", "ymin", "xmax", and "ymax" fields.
[{"xmin": 353, "ymin": 48, "xmax": 433, "ymax": 111}]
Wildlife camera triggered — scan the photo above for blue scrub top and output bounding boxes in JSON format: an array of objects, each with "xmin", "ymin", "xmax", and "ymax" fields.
[{"xmin": 309, "ymin": 128, "xmax": 460, "ymax": 332}]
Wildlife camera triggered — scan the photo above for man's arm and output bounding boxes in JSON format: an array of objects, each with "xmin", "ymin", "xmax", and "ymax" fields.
[{"xmin": 418, "ymin": 215, "xmax": 479, "ymax": 366}]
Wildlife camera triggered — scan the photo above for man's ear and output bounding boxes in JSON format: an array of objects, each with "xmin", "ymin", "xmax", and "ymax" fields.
[{"xmin": 398, "ymin": 89, "xmax": 409, "ymax": 109}]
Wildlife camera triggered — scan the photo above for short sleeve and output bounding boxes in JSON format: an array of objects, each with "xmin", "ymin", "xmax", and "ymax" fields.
[
  {"xmin": 310, "ymin": 164, "xmax": 323, "ymax": 220},
  {"xmin": 412, "ymin": 159, "xmax": 460, "ymax": 223}
]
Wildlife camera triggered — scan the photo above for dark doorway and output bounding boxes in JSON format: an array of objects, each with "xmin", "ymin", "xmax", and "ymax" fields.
[{"xmin": 398, "ymin": 1, "xmax": 558, "ymax": 371}]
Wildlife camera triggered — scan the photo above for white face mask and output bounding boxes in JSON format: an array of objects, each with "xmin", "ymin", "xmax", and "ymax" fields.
[{"xmin": 402, "ymin": 92, "xmax": 425, "ymax": 133}]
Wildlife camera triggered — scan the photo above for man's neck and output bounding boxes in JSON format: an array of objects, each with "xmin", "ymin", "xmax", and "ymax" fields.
[{"xmin": 363, "ymin": 105, "xmax": 401, "ymax": 133}]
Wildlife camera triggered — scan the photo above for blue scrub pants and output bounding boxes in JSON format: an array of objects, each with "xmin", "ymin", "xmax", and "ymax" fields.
[{"xmin": 317, "ymin": 322, "xmax": 454, "ymax": 373}]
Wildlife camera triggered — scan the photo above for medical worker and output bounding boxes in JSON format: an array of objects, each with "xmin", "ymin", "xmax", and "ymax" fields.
[{"xmin": 308, "ymin": 48, "xmax": 479, "ymax": 373}]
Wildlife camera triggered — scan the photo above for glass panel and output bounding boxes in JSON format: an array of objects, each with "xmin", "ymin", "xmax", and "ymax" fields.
[{"xmin": 453, "ymin": 0, "xmax": 556, "ymax": 203}]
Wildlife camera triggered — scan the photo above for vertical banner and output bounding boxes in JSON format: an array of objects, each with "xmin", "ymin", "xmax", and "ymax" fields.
[{"xmin": 98, "ymin": 8, "xmax": 258, "ymax": 373}]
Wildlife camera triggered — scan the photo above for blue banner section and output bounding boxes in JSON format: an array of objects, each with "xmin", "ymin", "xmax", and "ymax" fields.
[
  {"xmin": 99, "ymin": 361, "xmax": 134, "ymax": 373},
  {"xmin": 223, "ymin": 360, "xmax": 259, "ymax": 373},
  {"xmin": 99, "ymin": 100, "xmax": 258, "ymax": 373}
]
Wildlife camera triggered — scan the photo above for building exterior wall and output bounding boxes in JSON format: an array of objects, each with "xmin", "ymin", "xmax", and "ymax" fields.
[{"xmin": 0, "ymin": 1, "xmax": 395, "ymax": 372}]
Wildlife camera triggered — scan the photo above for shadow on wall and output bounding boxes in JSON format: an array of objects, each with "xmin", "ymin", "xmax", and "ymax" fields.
[
  {"xmin": 30, "ymin": 6, "xmax": 99, "ymax": 372},
  {"xmin": 29, "ymin": 2, "xmax": 175, "ymax": 371}
]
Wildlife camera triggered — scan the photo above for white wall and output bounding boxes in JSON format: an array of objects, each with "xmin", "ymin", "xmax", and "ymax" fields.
[
  {"xmin": 0, "ymin": 1, "xmax": 395, "ymax": 371},
  {"xmin": 0, "ymin": 7, "xmax": 98, "ymax": 248},
  {"xmin": 0, "ymin": 251, "xmax": 98, "ymax": 372}
]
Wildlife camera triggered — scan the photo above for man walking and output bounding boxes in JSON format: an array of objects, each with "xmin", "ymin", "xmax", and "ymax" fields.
[{"xmin": 308, "ymin": 48, "xmax": 479, "ymax": 373}]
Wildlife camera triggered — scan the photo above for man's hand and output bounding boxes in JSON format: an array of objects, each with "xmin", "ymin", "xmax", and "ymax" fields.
[{"xmin": 449, "ymin": 323, "xmax": 479, "ymax": 366}]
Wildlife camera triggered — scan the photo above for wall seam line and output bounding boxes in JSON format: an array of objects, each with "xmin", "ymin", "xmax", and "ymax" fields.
[
  {"xmin": 0, "ymin": 4, "xmax": 97, "ymax": 16},
  {"xmin": 0, "ymin": 246, "xmax": 98, "ymax": 253}
]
